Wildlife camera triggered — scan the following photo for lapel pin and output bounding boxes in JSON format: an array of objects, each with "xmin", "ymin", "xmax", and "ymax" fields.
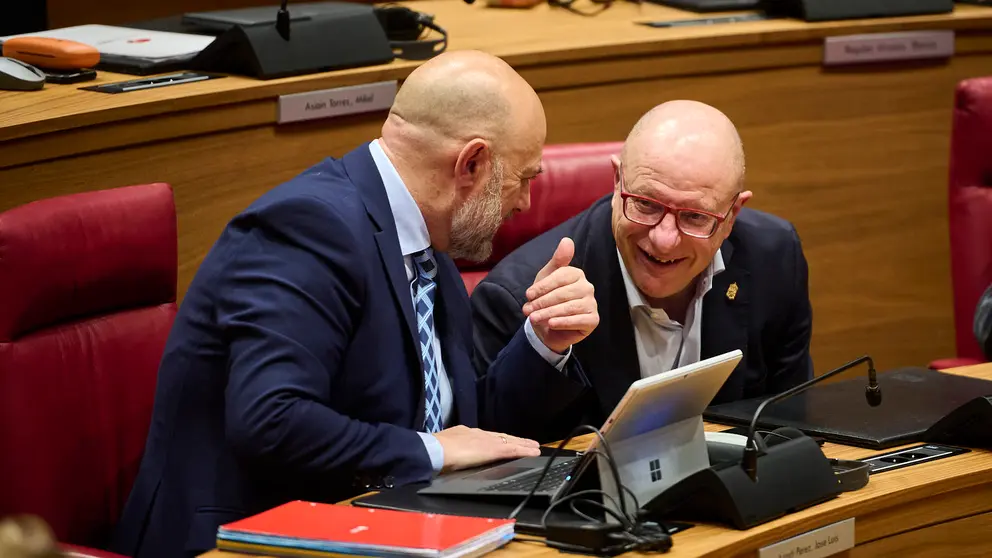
[{"xmin": 726, "ymin": 282, "xmax": 738, "ymax": 301}]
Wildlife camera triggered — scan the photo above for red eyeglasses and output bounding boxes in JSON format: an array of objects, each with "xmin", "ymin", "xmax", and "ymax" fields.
[{"xmin": 618, "ymin": 165, "xmax": 739, "ymax": 239}]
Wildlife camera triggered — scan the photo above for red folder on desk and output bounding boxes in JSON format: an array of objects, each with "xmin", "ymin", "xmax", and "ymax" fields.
[{"xmin": 216, "ymin": 500, "xmax": 515, "ymax": 558}]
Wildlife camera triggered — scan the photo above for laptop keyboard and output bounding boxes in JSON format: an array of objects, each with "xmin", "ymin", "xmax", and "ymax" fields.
[{"xmin": 480, "ymin": 458, "xmax": 579, "ymax": 493}]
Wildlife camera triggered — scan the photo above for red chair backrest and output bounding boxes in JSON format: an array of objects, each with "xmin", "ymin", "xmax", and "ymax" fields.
[
  {"xmin": 0, "ymin": 183, "xmax": 178, "ymax": 548},
  {"xmin": 459, "ymin": 142, "xmax": 622, "ymax": 292},
  {"xmin": 948, "ymin": 77, "xmax": 992, "ymax": 361}
]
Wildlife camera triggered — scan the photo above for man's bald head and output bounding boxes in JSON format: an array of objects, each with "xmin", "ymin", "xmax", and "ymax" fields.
[
  {"xmin": 387, "ymin": 50, "xmax": 543, "ymax": 155},
  {"xmin": 611, "ymin": 100, "xmax": 751, "ymax": 316},
  {"xmin": 621, "ymin": 100, "xmax": 745, "ymax": 195},
  {"xmin": 379, "ymin": 50, "xmax": 546, "ymax": 260}
]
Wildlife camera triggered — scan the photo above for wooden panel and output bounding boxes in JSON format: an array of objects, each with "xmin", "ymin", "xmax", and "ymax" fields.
[
  {"xmin": 850, "ymin": 512, "xmax": 992, "ymax": 557},
  {"xmin": 855, "ymin": 483, "xmax": 992, "ymax": 544},
  {"xmin": 4, "ymin": 1, "xmax": 992, "ymax": 142}
]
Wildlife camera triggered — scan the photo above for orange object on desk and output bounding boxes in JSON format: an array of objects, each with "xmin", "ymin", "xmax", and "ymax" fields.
[{"xmin": 2, "ymin": 37, "xmax": 100, "ymax": 70}]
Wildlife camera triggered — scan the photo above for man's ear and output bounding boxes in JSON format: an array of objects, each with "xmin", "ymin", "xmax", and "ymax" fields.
[
  {"xmin": 722, "ymin": 190, "xmax": 752, "ymax": 235},
  {"xmin": 610, "ymin": 155, "xmax": 622, "ymax": 194},
  {"xmin": 734, "ymin": 190, "xmax": 753, "ymax": 217},
  {"xmin": 454, "ymin": 139, "xmax": 490, "ymax": 195}
]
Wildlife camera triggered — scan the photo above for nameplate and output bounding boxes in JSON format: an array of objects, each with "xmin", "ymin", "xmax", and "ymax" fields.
[
  {"xmin": 758, "ymin": 518, "xmax": 855, "ymax": 558},
  {"xmin": 278, "ymin": 81, "xmax": 397, "ymax": 124},
  {"xmin": 823, "ymin": 30, "xmax": 954, "ymax": 66}
]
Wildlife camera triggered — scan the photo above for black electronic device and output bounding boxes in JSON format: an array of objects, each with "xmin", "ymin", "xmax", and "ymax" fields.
[
  {"xmin": 643, "ymin": 435, "xmax": 840, "ymax": 530},
  {"xmin": 374, "ymin": 5, "xmax": 449, "ymax": 61},
  {"xmin": 185, "ymin": 2, "xmax": 395, "ymax": 79},
  {"xmin": 830, "ymin": 458, "xmax": 871, "ymax": 492},
  {"xmin": 705, "ymin": 367, "xmax": 992, "ymax": 449},
  {"xmin": 762, "ymin": 0, "xmax": 952, "ymax": 21},
  {"xmin": 643, "ymin": 355, "xmax": 881, "ymax": 530},
  {"xmin": 44, "ymin": 68, "xmax": 97, "ymax": 85},
  {"xmin": 923, "ymin": 395, "xmax": 992, "ymax": 449},
  {"xmin": 645, "ymin": 0, "xmax": 760, "ymax": 12},
  {"xmin": 706, "ymin": 426, "xmax": 869, "ymax": 493}
]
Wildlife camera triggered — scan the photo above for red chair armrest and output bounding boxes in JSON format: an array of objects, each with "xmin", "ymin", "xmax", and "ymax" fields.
[{"xmin": 928, "ymin": 357, "xmax": 986, "ymax": 370}]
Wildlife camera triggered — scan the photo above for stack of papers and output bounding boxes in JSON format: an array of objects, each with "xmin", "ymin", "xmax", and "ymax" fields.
[
  {"xmin": 217, "ymin": 500, "xmax": 516, "ymax": 558},
  {"xmin": 0, "ymin": 25, "xmax": 215, "ymax": 60}
]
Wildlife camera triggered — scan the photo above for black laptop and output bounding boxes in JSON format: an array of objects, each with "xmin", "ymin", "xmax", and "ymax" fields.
[
  {"xmin": 181, "ymin": 2, "xmax": 364, "ymax": 31},
  {"xmin": 645, "ymin": 0, "xmax": 762, "ymax": 12},
  {"xmin": 704, "ymin": 367, "xmax": 992, "ymax": 449}
]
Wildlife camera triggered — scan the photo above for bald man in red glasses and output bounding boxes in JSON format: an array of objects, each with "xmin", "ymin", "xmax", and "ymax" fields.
[{"xmin": 472, "ymin": 100, "xmax": 813, "ymax": 443}]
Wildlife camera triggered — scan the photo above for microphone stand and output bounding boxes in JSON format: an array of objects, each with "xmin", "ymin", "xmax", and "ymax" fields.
[{"xmin": 742, "ymin": 355, "xmax": 879, "ymax": 481}]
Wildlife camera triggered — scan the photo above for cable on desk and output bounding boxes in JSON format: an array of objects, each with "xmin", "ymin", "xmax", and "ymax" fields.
[{"xmin": 507, "ymin": 425, "xmax": 673, "ymax": 554}]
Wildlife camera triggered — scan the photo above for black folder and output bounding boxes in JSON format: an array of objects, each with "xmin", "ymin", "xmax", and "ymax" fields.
[{"xmin": 704, "ymin": 367, "xmax": 992, "ymax": 449}]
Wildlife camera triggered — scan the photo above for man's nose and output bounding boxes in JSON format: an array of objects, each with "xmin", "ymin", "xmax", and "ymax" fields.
[
  {"xmin": 648, "ymin": 212, "xmax": 681, "ymax": 251},
  {"xmin": 516, "ymin": 184, "xmax": 532, "ymax": 213}
]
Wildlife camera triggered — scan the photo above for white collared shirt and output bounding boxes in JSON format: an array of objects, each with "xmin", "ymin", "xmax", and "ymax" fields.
[
  {"xmin": 369, "ymin": 140, "xmax": 452, "ymax": 473},
  {"xmin": 617, "ymin": 249, "xmax": 725, "ymax": 378},
  {"xmin": 368, "ymin": 139, "xmax": 566, "ymax": 473}
]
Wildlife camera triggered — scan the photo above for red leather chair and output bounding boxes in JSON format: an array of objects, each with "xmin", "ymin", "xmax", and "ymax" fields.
[
  {"xmin": 459, "ymin": 142, "xmax": 623, "ymax": 293},
  {"xmin": 931, "ymin": 77, "xmax": 992, "ymax": 369},
  {"xmin": 0, "ymin": 184, "xmax": 178, "ymax": 557}
]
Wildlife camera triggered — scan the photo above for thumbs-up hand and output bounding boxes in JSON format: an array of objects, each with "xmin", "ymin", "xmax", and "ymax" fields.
[{"xmin": 522, "ymin": 237, "xmax": 599, "ymax": 354}]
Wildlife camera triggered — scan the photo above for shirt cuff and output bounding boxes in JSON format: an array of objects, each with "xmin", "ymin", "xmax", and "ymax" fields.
[
  {"xmin": 525, "ymin": 317, "xmax": 571, "ymax": 371},
  {"xmin": 417, "ymin": 432, "xmax": 444, "ymax": 475}
]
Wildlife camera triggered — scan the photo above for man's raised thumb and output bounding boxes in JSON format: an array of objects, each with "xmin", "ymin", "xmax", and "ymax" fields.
[{"xmin": 539, "ymin": 237, "xmax": 574, "ymax": 279}]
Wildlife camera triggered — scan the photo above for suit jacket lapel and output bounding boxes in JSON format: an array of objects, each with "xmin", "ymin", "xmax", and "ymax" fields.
[
  {"xmin": 343, "ymin": 147, "xmax": 423, "ymax": 424},
  {"xmin": 576, "ymin": 202, "xmax": 641, "ymax": 419},
  {"xmin": 702, "ymin": 239, "xmax": 750, "ymax": 363}
]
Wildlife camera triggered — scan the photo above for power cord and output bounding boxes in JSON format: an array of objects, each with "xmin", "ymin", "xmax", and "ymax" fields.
[
  {"xmin": 507, "ymin": 425, "xmax": 673, "ymax": 555},
  {"xmin": 547, "ymin": 0, "xmax": 614, "ymax": 16}
]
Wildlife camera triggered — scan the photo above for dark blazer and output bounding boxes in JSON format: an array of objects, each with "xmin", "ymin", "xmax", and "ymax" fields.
[
  {"xmin": 975, "ymin": 283, "xmax": 992, "ymax": 360},
  {"xmin": 111, "ymin": 145, "xmax": 562, "ymax": 558},
  {"xmin": 473, "ymin": 195, "xmax": 813, "ymax": 443}
]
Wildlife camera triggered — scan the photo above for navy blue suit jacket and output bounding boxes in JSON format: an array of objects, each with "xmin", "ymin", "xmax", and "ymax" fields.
[
  {"xmin": 111, "ymin": 145, "xmax": 561, "ymax": 558},
  {"xmin": 473, "ymin": 195, "xmax": 813, "ymax": 443}
]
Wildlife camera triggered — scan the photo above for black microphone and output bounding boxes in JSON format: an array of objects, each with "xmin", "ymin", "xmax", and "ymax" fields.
[
  {"xmin": 741, "ymin": 355, "xmax": 880, "ymax": 482},
  {"xmin": 276, "ymin": 0, "xmax": 291, "ymax": 40}
]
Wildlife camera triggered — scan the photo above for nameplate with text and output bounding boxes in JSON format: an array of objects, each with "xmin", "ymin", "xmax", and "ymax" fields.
[
  {"xmin": 278, "ymin": 81, "xmax": 397, "ymax": 124},
  {"xmin": 758, "ymin": 518, "xmax": 855, "ymax": 558},
  {"xmin": 823, "ymin": 30, "xmax": 954, "ymax": 66}
]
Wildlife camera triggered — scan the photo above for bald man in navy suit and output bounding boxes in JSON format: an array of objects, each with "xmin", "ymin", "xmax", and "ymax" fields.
[{"xmin": 112, "ymin": 51, "xmax": 600, "ymax": 558}]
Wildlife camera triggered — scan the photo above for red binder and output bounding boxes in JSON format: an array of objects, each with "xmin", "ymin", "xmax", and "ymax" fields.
[{"xmin": 217, "ymin": 500, "xmax": 515, "ymax": 558}]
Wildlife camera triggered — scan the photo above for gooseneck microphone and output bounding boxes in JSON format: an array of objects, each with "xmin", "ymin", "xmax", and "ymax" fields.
[
  {"xmin": 741, "ymin": 355, "xmax": 880, "ymax": 482},
  {"xmin": 865, "ymin": 358, "xmax": 882, "ymax": 406},
  {"xmin": 276, "ymin": 0, "xmax": 291, "ymax": 40}
]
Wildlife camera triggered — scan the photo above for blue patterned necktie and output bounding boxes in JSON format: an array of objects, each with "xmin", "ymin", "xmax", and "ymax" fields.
[{"xmin": 411, "ymin": 249, "xmax": 442, "ymax": 433}]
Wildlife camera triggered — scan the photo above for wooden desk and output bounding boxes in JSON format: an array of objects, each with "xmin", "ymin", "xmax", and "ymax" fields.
[
  {"xmin": 201, "ymin": 363, "xmax": 992, "ymax": 557},
  {"xmin": 3, "ymin": 3, "xmax": 992, "ymax": 370}
]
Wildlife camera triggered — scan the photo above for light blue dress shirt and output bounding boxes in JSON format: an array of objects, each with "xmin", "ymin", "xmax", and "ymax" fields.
[{"xmin": 368, "ymin": 140, "xmax": 568, "ymax": 473}]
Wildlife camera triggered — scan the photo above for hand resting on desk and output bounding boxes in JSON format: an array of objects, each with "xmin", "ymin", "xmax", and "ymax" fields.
[{"xmin": 435, "ymin": 425, "xmax": 541, "ymax": 473}]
